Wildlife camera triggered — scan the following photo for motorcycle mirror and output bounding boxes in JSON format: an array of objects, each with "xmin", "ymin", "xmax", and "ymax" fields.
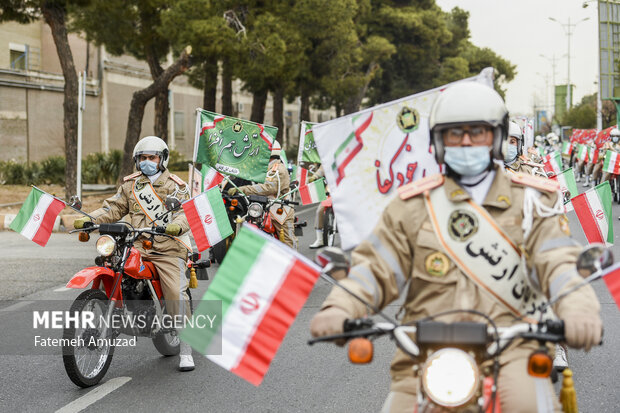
[
  {"xmin": 165, "ymin": 196, "xmax": 181, "ymax": 211},
  {"xmin": 69, "ymin": 196, "xmax": 82, "ymax": 210},
  {"xmin": 576, "ymin": 244, "xmax": 614, "ymax": 277},
  {"xmin": 315, "ymin": 247, "xmax": 350, "ymax": 280}
]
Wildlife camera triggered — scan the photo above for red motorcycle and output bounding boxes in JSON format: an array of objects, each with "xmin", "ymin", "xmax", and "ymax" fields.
[{"xmin": 62, "ymin": 220, "xmax": 210, "ymax": 387}]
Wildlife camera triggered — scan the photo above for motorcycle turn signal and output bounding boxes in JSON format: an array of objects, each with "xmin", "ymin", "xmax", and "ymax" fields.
[
  {"xmin": 348, "ymin": 338, "xmax": 374, "ymax": 364},
  {"xmin": 527, "ymin": 350, "xmax": 553, "ymax": 378},
  {"xmin": 142, "ymin": 239, "xmax": 153, "ymax": 250},
  {"xmin": 78, "ymin": 232, "xmax": 90, "ymax": 242}
]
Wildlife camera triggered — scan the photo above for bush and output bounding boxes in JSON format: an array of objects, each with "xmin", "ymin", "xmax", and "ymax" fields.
[
  {"xmin": 82, "ymin": 150, "xmax": 122, "ymax": 184},
  {"xmin": 168, "ymin": 149, "xmax": 190, "ymax": 171},
  {"xmin": 0, "ymin": 151, "xmax": 121, "ymax": 186}
]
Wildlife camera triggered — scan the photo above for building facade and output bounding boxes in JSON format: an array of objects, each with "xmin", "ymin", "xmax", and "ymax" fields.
[{"xmin": 0, "ymin": 19, "xmax": 332, "ymax": 164}]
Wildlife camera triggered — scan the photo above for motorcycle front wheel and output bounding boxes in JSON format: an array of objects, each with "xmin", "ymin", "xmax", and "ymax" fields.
[
  {"xmin": 62, "ymin": 289, "xmax": 115, "ymax": 388},
  {"xmin": 152, "ymin": 289, "xmax": 193, "ymax": 356}
]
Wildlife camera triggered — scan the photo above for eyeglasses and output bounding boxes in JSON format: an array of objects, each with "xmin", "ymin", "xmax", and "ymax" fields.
[{"xmin": 443, "ymin": 126, "xmax": 491, "ymax": 145}]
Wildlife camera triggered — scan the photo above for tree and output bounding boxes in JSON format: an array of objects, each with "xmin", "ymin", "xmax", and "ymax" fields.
[
  {"xmin": 160, "ymin": 0, "xmax": 238, "ymax": 113},
  {"xmin": 561, "ymin": 93, "xmax": 617, "ymax": 129},
  {"xmin": 72, "ymin": 0, "xmax": 193, "ymax": 178},
  {"xmin": 1, "ymin": 0, "xmax": 89, "ymax": 199}
]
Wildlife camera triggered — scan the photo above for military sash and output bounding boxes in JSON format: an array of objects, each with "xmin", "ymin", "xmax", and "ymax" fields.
[
  {"xmin": 424, "ymin": 187, "xmax": 551, "ymax": 322},
  {"xmin": 132, "ymin": 179, "xmax": 192, "ymax": 251}
]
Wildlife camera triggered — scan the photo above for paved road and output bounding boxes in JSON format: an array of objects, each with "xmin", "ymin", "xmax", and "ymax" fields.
[{"xmin": 0, "ymin": 200, "xmax": 619, "ymax": 412}]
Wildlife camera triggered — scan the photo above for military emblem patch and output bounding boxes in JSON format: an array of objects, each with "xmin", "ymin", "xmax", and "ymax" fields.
[
  {"xmin": 448, "ymin": 209, "xmax": 478, "ymax": 242},
  {"xmin": 425, "ymin": 252, "xmax": 450, "ymax": 277},
  {"xmin": 396, "ymin": 106, "xmax": 419, "ymax": 133},
  {"xmin": 559, "ymin": 215, "xmax": 571, "ymax": 236},
  {"xmin": 134, "ymin": 181, "xmax": 147, "ymax": 191},
  {"xmin": 232, "ymin": 121, "xmax": 243, "ymax": 133}
]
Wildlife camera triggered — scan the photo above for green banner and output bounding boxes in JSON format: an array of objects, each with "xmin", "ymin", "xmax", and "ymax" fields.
[
  {"xmin": 297, "ymin": 121, "xmax": 321, "ymax": 166},
  {"xmin": 195, "ymin": 110, "xmax": 277, "ymax": 183}
]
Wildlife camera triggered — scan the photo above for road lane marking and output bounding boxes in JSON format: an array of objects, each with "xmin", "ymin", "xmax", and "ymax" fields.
[
  {"xmin": 54, "ymin": 286, "xmax": 72, "ymax": 292},
  {"xmin": 55, "ymin": 376, "xmax": 132, "ymax": 413},
  {"xmin": 0, "ymin": 301, "xmax": 34, "ymax": 312}
]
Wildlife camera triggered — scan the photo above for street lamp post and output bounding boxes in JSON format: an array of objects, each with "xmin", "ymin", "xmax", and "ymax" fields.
[{"xmin": 548, "ymin": 16, "xmax": 590, "ymax": 111}]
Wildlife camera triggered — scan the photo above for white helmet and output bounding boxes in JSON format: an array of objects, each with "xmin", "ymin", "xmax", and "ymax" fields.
[
  {"xmin": 546, "ymin": 132, "xmax": 559, "ymax": 145},
  {"xmin": 429, "ymin": 82, "xmax": 508, "ymax": 164},
  {"xmin": 133, "ymin": 136, "xmax": 169, "ymax": 171},
  {"xmin": 610, "ymin": 128, "xmax": 620, "ymax": 139},
  {"xmin": 508, "ymin": 121, "xmax": 523, "ymax": 155},
  {"xmin": 271, "ymin": 140, "xmax": 281, "ymax": 158}
]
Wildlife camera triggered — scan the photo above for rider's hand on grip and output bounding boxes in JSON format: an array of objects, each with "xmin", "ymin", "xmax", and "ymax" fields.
[
  {"xmin": 227, "ymin": 187, "xmax": 238, "ymax": 196},
  {"xmin": 73, "ymin": 216, "xmax": 92, "ymax": 229},
  {"xmin": 562, "ymin": 312, "xmax": 602, "ymax": 352},
  {"xmin": 165, "ymin": 223, "xmax": 182, "ymax": 236},
  {"xmin": 310, "ymin": 306, "xmax": 349, "ymax": 346}
]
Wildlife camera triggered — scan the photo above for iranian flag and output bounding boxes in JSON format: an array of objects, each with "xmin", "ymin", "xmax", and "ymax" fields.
[
  {"xmin": 562, "ymin": 141, "xmax": 573, "ymax": 156},
  {"xmin": 576, "ymin": 144, "xmax": 589, "ymax": 162},
  {"xmin": 603, "ymin": 150, "xmax": 620, "ymax": 174},
  {"xmin": 550, "ymin": 168, "xmax": 578, "ymax": 212},
  {"xmin": 571, "ymin": 181, "xmax": 613, "ymax": 246},
  {"xmin": 296, "ymin": 166, "xmax": 309, "ymax": 187},
  {"xmin": 299, "ymin": 179, "xmax": 327, "ymax": 205},
  {"xmin": 543, "ymin": 152, "xmax": 563, "ymax": 175},
  {"xmin": 181, "ymin": 225, "xmax": 321, "ymax": 386},
  {"xmin": 10, "ymin": 187, "xmax": 65, "ymax": 247},
  {"xmin": 182, "ymin": 187, "xmax": 233, "ymax": 251},
  {"xmin": 602, "ymin": 262, "xmax": 620, "ymax": 311},
  {"xmin": 203, "ymin": 166, "xmax": 225, "ymax": 190}
]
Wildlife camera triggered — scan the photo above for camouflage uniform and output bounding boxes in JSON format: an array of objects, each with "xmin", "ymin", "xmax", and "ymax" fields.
[
  {"xmin": 320, "ymin": 166, "xmax": 600, "ymax": 412},
  {"xmin": 89, "ymin": 169, "xmax": 192, "ymax": 319}
]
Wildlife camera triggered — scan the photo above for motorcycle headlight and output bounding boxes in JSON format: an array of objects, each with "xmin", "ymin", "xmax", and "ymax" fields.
[
  {"xmin": 248, "ymin": 203, "xmax": 263, "ymax": 218},
  {"xmin": 96, "ymin": 235, "xmax": 116, "ymax": 257},
  {"xmin": 422, "ymin": 348, "xmax": 479, "ymax": 407}
]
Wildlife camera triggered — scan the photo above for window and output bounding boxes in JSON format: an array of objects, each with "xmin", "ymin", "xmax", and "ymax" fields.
[
  {"xmin": 10, "ymin": 44, "xmax": 26, "ymax": 70},
  {"xmin": 174, "ymin": 111, "xmax": 185, "ymax": 139}
]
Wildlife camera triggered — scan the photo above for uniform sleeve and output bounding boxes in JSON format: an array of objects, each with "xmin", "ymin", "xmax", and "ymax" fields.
[
  {"xmin": 321, "ymin": 198, "xmax": 416, "ymax": 318},
  {"xmin": 239, "ymin": 163, "xmax": 288, "ymax": 197},
  {"xmin": 525, "ymin": 190, "xmax": 600, "ymax": 317},
  {"xmin": 91, "ymin": 185, "xmax": 130, "ymax": 224},
  {"xmin": 171, "ymin": 182, "xmax": 190, "ymax": 234}
]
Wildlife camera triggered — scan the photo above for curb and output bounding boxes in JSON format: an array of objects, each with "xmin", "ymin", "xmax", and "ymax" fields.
[{"xmin": 1, "ymin": 214, "xmax": 65, "ymax": 232}]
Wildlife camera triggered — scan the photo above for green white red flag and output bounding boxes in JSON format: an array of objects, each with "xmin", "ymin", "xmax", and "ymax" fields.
[
  {"xmin": 576, "ymin": 144, "xmax": 589, "ymax": 162},
  {"xmin": 543, "ymin": 152, "xmax": 563, "ymax": 176},
  {"xmin": 571, "ymin": 181, "xmax": 613, "ymax": 246},
  {"xmin": 562, "ymin": 141, "xmax": 573, "ymax": 156},
  {"xmin": 603, "ymin": 150, "xmax": 620, "ymax": 174},
  {"xmin": 189, "ymin": 164, "xmax": 224, "ymax": 196},
  {"xmin": 550, "ymin": 168, "xmax": 578, "ymax": 212},
  {"xmin": 602, "ymin": 262, "xmax": 620, "ymax": 311},
  {"xmin": 181, "ymin": 224, "xmax": 321, "ymax": 386},
  {"xmin": 182, "ymin": 187, "xmax": 233, "ymax": 251},
  {"xmin": 9, "ymin": 187, "xmax": 65, "ymax": 247},
  {"xmin": 299, "ymin": 179, "xmax": 327, "ymax": 205}
]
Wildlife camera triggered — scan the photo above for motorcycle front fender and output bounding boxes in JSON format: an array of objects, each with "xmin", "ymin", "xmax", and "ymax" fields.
[{"xmin": 66, "ymin": 267, "xmax": 115, "ymax": 289}]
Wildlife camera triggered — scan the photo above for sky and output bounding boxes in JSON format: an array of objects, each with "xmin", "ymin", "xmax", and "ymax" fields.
[{"xmin": 436, "ymin": 0, "xmax": 600, "ymax": 117}]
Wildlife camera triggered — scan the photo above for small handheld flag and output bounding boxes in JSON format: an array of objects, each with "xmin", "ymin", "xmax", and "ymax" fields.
[{"xmin": 9, "ymin": 187, "xmax": 66, "ymax": 247}]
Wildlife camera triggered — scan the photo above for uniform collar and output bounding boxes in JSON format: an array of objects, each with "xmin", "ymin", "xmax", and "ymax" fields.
[
  {"xmin": 137, "ymin": 169, "xmax": 169, "ymax": 186},
  {"xmin": 442, "ymin": 164, "xmax": 513, "ymax": 209}
]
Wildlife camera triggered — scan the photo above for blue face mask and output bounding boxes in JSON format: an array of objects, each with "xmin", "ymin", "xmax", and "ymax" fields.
[
  {"xmin": 139, "ymin": 160, "xmax": 159, "ymax": 176},
  {"xmin": 444, "ymin": 146, "xmax": 491, "ymax": 176},
  {"xmin": 613, "ymin": 137, "xmax": 619, "ymax": 143},
  {"xmin": 504, "ymin": 145, "xmax": 518, "ymax": 164}
]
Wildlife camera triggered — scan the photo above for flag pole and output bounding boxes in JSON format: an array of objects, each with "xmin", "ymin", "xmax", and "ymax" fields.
[
  {"xmin": 190, "ymin": 108, "xmax": 202, "ymax": 197},
  {"xmin": 32, "ymin": 185, "xmax": 95, "ymax": 219}
]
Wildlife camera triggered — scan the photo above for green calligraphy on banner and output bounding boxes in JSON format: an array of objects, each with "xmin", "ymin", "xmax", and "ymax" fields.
[{"xmin": 195, "ymin": 110, "xmax": 277, "ymax": 183}]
